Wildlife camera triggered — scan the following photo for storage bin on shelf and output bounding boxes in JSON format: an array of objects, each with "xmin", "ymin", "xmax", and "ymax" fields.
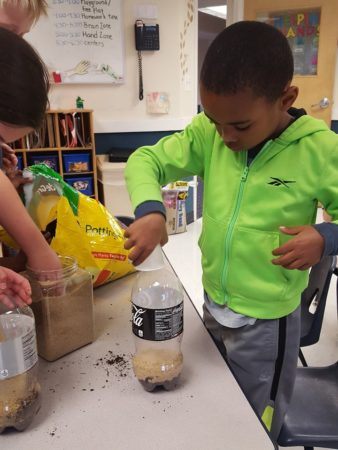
[
  {"xmin": 27, "ymin": 154, "xmax": 59, "ymax": 172},
  {"xmin": 63, "ymin": 152, "xmax": 91, "ymax": 173},
  {"xmin": 65, "ymin": 175, "xmax": 94, "ymax": 196}
]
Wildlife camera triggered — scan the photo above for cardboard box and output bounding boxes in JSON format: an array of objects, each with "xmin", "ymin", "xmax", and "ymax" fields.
[{"xmin": 162, "ymin": 182, "xmax": 189, "ymax": 235}]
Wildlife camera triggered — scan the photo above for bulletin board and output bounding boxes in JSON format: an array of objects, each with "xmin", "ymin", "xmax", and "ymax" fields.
[
  {"xmin": 257, "ymin": 9, "xmax": 320, "ymax": 76},
  {"xmin": 26, "ymin": 0, "xmax": 124, "ymax": 84}
]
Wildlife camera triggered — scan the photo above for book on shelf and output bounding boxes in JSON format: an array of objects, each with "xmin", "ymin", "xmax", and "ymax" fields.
[{"xmin": 46, "ymin": 114, "xmax": 55, "ymax": 147}]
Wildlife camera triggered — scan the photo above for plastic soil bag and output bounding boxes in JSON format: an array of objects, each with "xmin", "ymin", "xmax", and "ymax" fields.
[
  {"xmin": 51, "ymin": 194, "xmax": 135, "ymax": 287},
  {"xmin": 0, "ymin": 165, "xmax": 135, "ymax": 287}
]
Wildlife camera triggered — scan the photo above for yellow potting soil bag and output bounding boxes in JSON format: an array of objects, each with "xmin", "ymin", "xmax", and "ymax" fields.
[
  {"xmin": 0, "ymin": 165, "xmax": 135, "ymax": 287},
  {"xmin": 50, "ymin": 194, "xmax": 135, "ymax": 287}
]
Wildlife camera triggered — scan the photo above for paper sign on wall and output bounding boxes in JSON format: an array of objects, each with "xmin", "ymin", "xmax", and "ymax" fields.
[{"xmin": 146, "ymin": 92, "xmax": 170, "ymax": 114}]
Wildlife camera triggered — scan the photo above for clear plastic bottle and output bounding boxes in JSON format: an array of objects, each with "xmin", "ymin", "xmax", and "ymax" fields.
[
  {"xmin": 131, "ymin": 246, "xmax": 184, "ymax": 391},
  {"xmin": 25, "ymin": 256, "xmax": 94, "ymax": 362},
  {"xmin": 0, "ymin": 305, "xmax": 40, "ymax": 433}
]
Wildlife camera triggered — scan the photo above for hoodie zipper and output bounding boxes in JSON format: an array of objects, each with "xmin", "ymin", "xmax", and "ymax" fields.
[{"xmin": 221, "ymin": 140, "xmax": 272, "ymax": 302}]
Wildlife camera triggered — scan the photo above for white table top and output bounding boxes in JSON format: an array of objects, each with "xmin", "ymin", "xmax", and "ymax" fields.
[{"xmin": 2, "ymin": 255, "xmax": 274, "ymax": 449}]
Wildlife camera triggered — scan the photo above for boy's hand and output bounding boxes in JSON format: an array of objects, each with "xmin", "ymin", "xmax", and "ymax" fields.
[
  {"xmin": 0, "ymin": 267, "xmax": 32, "ymax": 309},
  {"xmin": 124, "ymin": 213, "xmax": 168, "ymax": 266},
  {"xmin": 272, "ymin": 225, "xmax": 324, "ymax": 270}
]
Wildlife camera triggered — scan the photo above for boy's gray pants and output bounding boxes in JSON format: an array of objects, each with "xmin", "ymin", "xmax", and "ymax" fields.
[{"xmin": 203, "ymin": 303, "xmax": 300, "ymax": 442}]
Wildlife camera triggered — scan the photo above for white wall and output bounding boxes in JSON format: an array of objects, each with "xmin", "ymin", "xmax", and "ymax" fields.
[{"xmin": 27, "ymin": 0, "xmax": 198, "ymax": 133}]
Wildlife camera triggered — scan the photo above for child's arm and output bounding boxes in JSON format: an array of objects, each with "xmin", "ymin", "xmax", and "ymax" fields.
[
  {"xmin": 125, "ymin": 113, "xmax": 208, "ymax": 264},
  {"xmin": 0, "ymin": 266, "xmax": 32, "ymax": 309},
  {"xmin": 0, "ymin": 170, "xmax": 61, "ymax": 272}
]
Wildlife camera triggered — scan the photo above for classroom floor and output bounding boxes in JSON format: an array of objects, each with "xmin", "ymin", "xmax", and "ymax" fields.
[{"xmin": 163, "ymin": 209, "xmax": 338, "ymax": 450}]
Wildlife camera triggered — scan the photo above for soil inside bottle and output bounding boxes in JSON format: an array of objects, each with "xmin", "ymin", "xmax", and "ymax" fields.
[
  {"xmin": 0, "ymin": 368, "xmax": 41, "ymax": 433},
  {"xmin": 132, "ymin": 348, "xmax": 183, "ymax": 391}
]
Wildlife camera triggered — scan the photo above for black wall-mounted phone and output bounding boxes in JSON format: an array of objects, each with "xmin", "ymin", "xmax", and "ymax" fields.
[
  {"xmin": 135, "ymin": 19, "xmax": 160, "ymax": 51},
  {"xmin": 135, "ymin": 19, "xmax": 160, "ymax": 101}
]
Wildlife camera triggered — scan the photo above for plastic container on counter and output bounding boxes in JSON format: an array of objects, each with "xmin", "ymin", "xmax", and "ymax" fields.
[{"xmin": 24, "ymin": 256, "xmax": 94, "ymax": 362}]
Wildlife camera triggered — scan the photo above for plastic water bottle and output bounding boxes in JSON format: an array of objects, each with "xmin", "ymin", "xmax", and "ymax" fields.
[
  {"xmin": 0, "ymin": 305, "xmax": 40, "ymax": 432},
  {"xmin": 131, "ymin": 246, "xmax": 184, "ymax": 391}
]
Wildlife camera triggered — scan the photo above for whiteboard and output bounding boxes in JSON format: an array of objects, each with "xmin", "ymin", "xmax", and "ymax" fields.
[{"xmin": 26, "ymin": 0, "xmax": 124, "ymax": 84}]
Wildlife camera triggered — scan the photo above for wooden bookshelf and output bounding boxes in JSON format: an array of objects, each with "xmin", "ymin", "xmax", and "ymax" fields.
[{"xmin": 12, "ymin": 109, "xmax": 98, "ymax": 199}]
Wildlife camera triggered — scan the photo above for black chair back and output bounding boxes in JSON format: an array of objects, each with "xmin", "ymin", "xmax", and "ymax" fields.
[
  {"xmin": 300, "ymin": 255, "xmax": 336, "ymax": 347},
  {"xmin": 278, "ymin": 362, "xmax": 338, "ymax": 449}
]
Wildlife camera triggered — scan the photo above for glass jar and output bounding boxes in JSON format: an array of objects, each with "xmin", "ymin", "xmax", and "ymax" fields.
[
  {"xmin": 131, "ymin": 258, "xmax": 184, "ymax": 391},
  {"xmin": 0, "ymin": 305, "xmax": 40, "ymax": 433},
  {"xmin": 25, "ymin": 256, "xmax": 94, "ymax": 361}
]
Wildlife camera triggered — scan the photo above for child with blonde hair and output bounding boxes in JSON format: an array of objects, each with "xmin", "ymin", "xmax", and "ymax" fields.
[{"xmin": 0, "ymin": 0, "xmax": 47, "ymax": 35}]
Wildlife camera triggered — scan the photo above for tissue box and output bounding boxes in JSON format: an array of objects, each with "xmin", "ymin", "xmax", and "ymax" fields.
[{"xmin": 162, "ymin": 181, "xmax": 189, "ymax": 235}]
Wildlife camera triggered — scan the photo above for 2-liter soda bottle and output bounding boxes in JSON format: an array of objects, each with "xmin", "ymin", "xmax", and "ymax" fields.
[
  {"xmin": 131, "ymin": 246, "xmax": 184, "ymax": 391},
  {"xmin": 0, "ymin": 305, "xmax": 40, "ymax": 432}
]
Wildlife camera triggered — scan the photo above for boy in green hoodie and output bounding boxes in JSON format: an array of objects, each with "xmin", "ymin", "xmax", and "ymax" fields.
[{"xmin": 124, "ymin": 21, "xmax": 338, "ymax": 441}]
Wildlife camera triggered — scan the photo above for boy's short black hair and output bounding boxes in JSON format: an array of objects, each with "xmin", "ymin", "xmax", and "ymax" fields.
[
  {"xmin": 200, "ymin": 20, "xmax": 294, "ymax": 102},
  {"xmin": 0, "ymin": 27, "xmax": 49, "ymax": 129}
]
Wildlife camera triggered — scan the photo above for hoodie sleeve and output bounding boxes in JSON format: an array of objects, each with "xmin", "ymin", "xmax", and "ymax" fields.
[
  {"xmin": 313, "ymin": 222, "xmax": 338, "ymax": 256},
  {"xmin": 317, "ymin": 137, "xmax": 338, "ymax": 219},
  {"xmin": 125, "ymin": 113, "xmax": 209, "ymax": 211}
]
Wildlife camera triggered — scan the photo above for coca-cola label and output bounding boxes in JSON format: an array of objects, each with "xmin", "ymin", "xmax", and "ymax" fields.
[{"xmin": 132, "ymin": 302, "xmax": 183, "ymax": 341}]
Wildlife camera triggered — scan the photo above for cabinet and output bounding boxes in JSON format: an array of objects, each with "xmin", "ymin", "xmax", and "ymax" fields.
[{"xmin": 11, "ymin": 109, "xmax": 98, "ymax": 199}]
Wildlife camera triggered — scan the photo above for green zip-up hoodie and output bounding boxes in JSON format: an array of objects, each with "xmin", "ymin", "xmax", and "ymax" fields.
[{"xmin": 125, "ymin": 113, "xmax": 338, "ymax": 319}]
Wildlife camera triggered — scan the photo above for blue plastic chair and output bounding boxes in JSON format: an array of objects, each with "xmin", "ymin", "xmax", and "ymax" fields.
[
  {"xmin": 277, "ymin": 362, "xmax": 338, "ymax": 449},
  {"xmin": 278, "ymin": 256, "xmax": 338, "ymax": 449},
  {"xmin": 298, "ymin": 255, "xmax": 337, "ymax": 367}
]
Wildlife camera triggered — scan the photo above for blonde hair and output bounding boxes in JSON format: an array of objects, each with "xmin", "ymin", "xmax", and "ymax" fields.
[{"xmin": 0, "ymin": 0, "xmax": 48, "ymax": 22}]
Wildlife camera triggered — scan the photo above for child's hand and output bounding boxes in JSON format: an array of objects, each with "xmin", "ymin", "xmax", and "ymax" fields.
[
  {"xmin": 0, "ymin": 266, "xmax": 32, "ymax": 309},
  {"xmin": 7, "ymin": 169, "xmax": 33, "ymax": 190},
  {"xmin": 1, "ymin": 144, "xmax": 33, "ymax": 190},
  {"xmin": 124, "ymin": 213, "xmax": 168, "ymax": 266},
  {"xmin": 272, "ymin": 225, "xmax": 324, "ymax": 270},
  {"xmin": 1, "ymin": 143, "xmax": 17, "ymax": 177}
]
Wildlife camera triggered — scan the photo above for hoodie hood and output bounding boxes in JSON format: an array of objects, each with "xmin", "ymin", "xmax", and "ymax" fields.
[{"xmin": 275, "ymin": 114, "xmax": 330, "ymax": 146}]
